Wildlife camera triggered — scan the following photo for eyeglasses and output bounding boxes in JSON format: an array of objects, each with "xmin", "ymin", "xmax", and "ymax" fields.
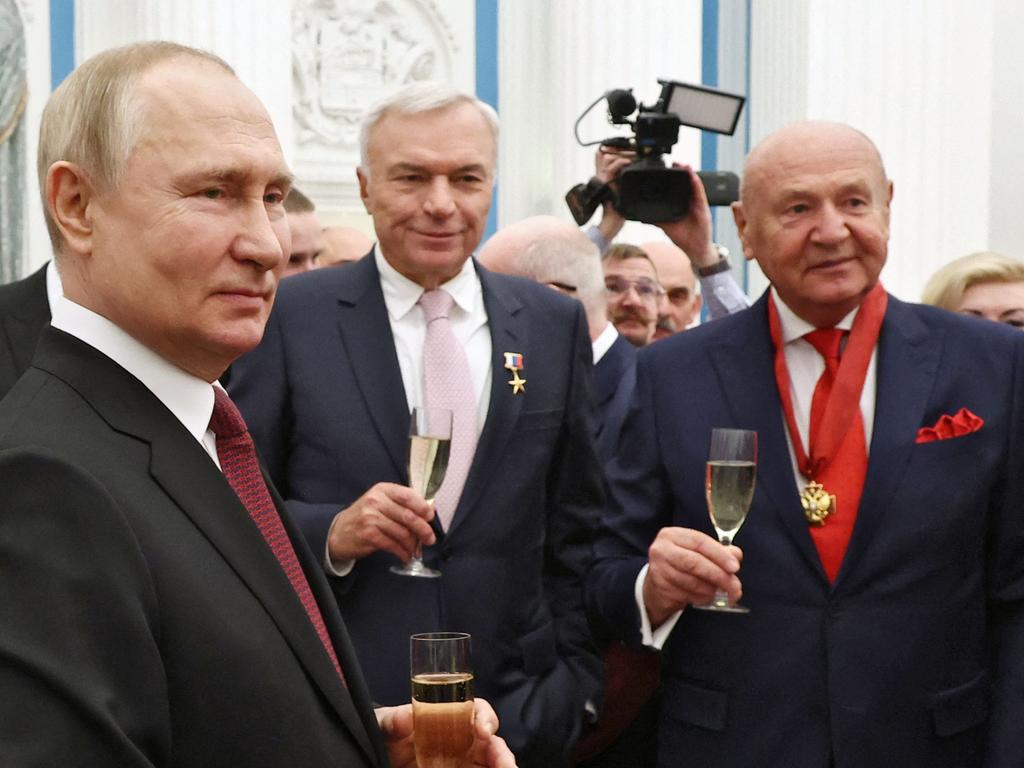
[{"xmin": 604, "ymin": 276, "xmax": 665, "ymax": 301}]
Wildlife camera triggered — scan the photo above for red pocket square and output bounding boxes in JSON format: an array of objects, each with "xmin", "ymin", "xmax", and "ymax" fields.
[{"xmin": 915, "ymin": 407, "xmax": 984, "ymax": 443}]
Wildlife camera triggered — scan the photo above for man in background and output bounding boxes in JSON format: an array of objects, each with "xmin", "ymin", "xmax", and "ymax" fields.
[
  {"xmin": 602, "ymin": 244, "xmax": 661, "ymax": 348},
  {"xmin": 283, "ymin": 187, "xmax": 326, "ymax": 277},
  {"xmin": 640, "ymin": 240, "xmax": 702, "ymax": 340},
  {"xmin": 0, "ymin": 41, "xmax": 512, "ymax": 768},
  {"xmin": 321, "ymin": 224, "xmax": 375, "ymax": 266},
  {"xmin": 230, "ymin": 82, "xmax": 603, "ymax": 768},
  {"xmin": 587, "ymin": 120, "xmax": 1024, "ymax": 767}
]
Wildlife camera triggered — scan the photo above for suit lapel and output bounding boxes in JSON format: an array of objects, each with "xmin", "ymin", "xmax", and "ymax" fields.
[
  {"xmin": 446, "ymin": 266, "xmax": 525, "ymax": 534},
  {"xmin": 334, "ymin": 254, "xmax": 409, "ymax": 479},
  {"xmin": 836, "ymin": 297, "xmax": 941, "ymax": 585},
  {"xmin": 707, "ymin": 296, "xmax": 827, "ymax": 580},
  {"xmin": 36, "ymin": 330, "xmax": 379, "ymax": 763}
]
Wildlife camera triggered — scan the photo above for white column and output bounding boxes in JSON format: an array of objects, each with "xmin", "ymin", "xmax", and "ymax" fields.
[
  {"xmin": 746, "ymin": 0, "xmax": 1014, "ymax": 303},
  {"xmin": 75, "ymin": 0, "xmax": 293, "ymax": 159},
  {"xmin": 498, "ymin": 0, "xmax": 704, "ymax": 244}
]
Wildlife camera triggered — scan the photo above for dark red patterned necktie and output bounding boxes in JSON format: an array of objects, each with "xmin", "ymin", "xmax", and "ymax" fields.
[{"xmin": 209, "ymin": 387, "xmax": 344, "ymax": 683}]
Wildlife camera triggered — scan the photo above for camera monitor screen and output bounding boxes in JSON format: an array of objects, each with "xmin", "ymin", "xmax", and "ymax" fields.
[{"xmin": 664, "ymin": 82, "xmax": 745, "ymax": 136}]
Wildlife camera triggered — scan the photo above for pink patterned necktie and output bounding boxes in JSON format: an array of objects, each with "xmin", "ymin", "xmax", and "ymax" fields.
[
  {"xmin": 209, "ymin": 387, "xmax": 345, "ymax": 683},
  {"xmin": 418, "ymin": 289, "xmax": 479, "ymax": 530}
]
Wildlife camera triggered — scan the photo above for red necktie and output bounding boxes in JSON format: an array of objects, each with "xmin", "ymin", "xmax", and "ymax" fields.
[
  {"xmin": 419, "ymin": 289, "xmax": 478, "ymax": 530},
  {"xmin": 803, "ymin": 329, "xmax": 867, "ymax": 582},
  {"xmin": 209, "ymin": 387, "xmax": 344, "ymax": 682}
]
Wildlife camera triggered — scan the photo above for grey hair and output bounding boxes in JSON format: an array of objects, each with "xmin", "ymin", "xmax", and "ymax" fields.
[
  {"xmin": 38, "ymin": 41, "xmax": 234, "ymax": 251},
  {"xmin": 519, "ymin": 237, "xmax": 607, "ymax": 327},
  {"xmin": 358, "ymin": 81, "xmax": 499, "ymax": 177}
]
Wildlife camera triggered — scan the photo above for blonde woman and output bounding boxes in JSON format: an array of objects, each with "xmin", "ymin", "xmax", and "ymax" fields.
[{"xmin": 922, "ymin": 250, "xmax": 1024, "ymax": 328}]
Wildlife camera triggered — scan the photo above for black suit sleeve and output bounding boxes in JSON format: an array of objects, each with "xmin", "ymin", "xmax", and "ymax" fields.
[
  {"xmin": 513, "ymin": 303, "xmax": 605, "ymax": 764},
  {"xmin": 0, "ymin": 449, "xmax": 168, "ymax": 766}
]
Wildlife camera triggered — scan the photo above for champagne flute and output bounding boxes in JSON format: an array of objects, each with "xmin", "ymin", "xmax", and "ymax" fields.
[
  {"xmin": 411, "ymin": 632, "xmax": 475, "ymax": 768},
  {"xmin": 692, "ymin": 428, "xmax": 757, "ymax": 614},
  {"xmin": 390, "ymin": 407, "xmax": 451, "ymax": 578}
]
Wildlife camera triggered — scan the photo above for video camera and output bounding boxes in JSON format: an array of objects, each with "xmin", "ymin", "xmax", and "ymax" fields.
[{"xmin": 566, "ymin": 79, "xmax": 745, "ymax": 225}]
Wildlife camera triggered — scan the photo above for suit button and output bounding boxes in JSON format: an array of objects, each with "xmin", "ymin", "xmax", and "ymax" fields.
[{"xmin": 441, "ymin": 546, "xmax": 453, "ymax": 562}]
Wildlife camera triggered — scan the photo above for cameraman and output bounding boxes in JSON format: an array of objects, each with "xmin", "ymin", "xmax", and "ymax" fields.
[{"xmin": 583, "ymin": 148, "xmax": 750, "ymax": 324}]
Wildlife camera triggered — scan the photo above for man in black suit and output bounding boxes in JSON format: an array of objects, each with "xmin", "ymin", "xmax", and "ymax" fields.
[
  {"xmin": 229, "ymin": 83, "xmax": 604, "ymax": 768},
  {"xmin": 0, "ymin": 263, "xmax": 50, "ymax": 398},
  {"xmin": 0, "ymin": 41, "xmax": 513, "ymax": 768}
]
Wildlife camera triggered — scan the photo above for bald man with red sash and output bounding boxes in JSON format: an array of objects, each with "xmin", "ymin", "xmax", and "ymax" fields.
[{"xmin": 586, "ymin": 121, "xmax": 1024, "ymax": 768}]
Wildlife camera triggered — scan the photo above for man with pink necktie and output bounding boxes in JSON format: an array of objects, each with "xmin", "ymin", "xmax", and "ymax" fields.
[{"xmin": 229, "ymin": 82, "xmax": 604, "ymax": 768}]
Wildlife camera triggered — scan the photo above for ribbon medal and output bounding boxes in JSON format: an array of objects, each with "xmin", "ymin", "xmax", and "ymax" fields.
[{"xmin": 503, "ymin": 352, "xmax": 526, "ymax": 394}]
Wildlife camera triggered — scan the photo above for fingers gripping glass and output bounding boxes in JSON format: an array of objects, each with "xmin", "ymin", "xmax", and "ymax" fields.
[
  {"xmin": 692, "ymin": 428, "xmax": 757, "ymax": 614},
  {"xmin": 390, "ymin": 407, "xmax": 451, "ymax": 578}
]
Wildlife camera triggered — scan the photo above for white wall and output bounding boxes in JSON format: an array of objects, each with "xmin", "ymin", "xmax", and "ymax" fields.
[
  {"xmin": 17, "ymin": 1, "xmax": 1024, "ymax": 295},
  {"xmin": 498, "ymin": 0, "xmax": 704, "ymax": 247},
  {"xmin": 745, "ymin": 0, "xmax": 1016, "ymax": 302}
]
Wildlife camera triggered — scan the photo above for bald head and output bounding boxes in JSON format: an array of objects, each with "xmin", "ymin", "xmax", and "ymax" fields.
[
  {"xmin": 739, "ymin": 121, "xmax": 887, "ymax": 212},
  {"xmin": 321, "ymin": 226, "xmax": 374, "ymax": 266},
  {"xmin": 479, "ymin": 216, "xmax": 607, "ymax": 340},
  {"xmin": 732, "ymin": 120, "xmax": 893, "ymax": 328},
  {"xmin": 478, "ymin": 216, "xmax": 592, "ymax": 276},
  {"xmin": 640, "ymin": 241, "xmax": 701, "ymax": 339}
]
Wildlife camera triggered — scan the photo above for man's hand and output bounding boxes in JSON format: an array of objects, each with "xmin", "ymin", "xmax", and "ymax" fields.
[
  {"xmin": 655, "ymin": 164, "xmax": 721, "ymax": 269},
  {"xmin": 643, "ymin": 527, "xmax": 743, "ymax": 627},
  {"xmin": 327, "ymin": 482, "xmax": 434, "ymax": 563},
  {"xmin": 377, "ymin": 699, "xmax": 518, "ymax": 768},
  {"xmin": 593, "ymin": 146, "xmax": 632, "ymax": 244}
]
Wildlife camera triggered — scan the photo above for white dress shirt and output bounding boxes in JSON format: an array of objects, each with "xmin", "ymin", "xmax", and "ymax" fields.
[
  {"xmin": 376, "ymin": 249, "xmax": 491, "ymax": 432},
  {"xmin": 637, "ymin": 288, "xmax": 879, "ymax": 647},
  {"xmin": 325, "ymin": 252, "xmax": 492, "ymax": 576},
  {"xmin": 50, "ymin": 296, "xmax": 224, "ymax": 466},
  {"xmin": 591, "ymin": 321, "xmax": 619, "ymax": 365},
  {"xmin": 45, "ymin": 260, "xmax": 63, "ymax": 312}
]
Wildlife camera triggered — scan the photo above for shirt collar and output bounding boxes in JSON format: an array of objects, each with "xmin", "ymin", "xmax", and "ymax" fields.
[
  {"xmin": 45, "ymin": 259, "xmax": 63, "ymax": 312},
  {"xmin": 49, "ymin": 297, "xmax": 216, "ymax": 444},
  {"xmin": 591, "ymin": 321, "xmax": 619, "ymax": 363},
  {"xmin": 770, "ymin": 287, "xmax": 858, "ymax": 344},
  {"xmin": 375, "ymin": 247, "xmax": 483, "ymax": 320}
]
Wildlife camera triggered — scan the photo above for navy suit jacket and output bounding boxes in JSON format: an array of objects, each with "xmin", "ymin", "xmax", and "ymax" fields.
[
  {"xmin": 229, "ymin": 253, "xmax": 605, "ymax": 768},
  {"xmin": 0, "ymin": 264, "xmax": 50, "ymax": 399},
  {"xmin": 592, "ymin": 331, "xmax": 637, "ymax": 465},
  {"xmin": 587, "ymin": 292, "xmax": 1024, "ymax": 768},
  {"xmin": 0, "ymin": 328, "xmax": 387, "ymax": 766}
]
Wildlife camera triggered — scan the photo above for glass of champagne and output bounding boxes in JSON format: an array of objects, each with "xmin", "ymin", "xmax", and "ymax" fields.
[
  {"xmin": 411, "ymin": 632, "xmax": 475, "ymax": 768},
  {"xmin": 692, "ymin": 428, "xmax": 757, "ymax": 614},
  {"xmin": 390, "ymin": 407, "xmax": 451, "ymax": 578}
]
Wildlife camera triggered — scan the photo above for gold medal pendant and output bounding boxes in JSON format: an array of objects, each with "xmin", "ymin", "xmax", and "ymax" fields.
[{"xmin": 801, "ymin": 481, "xmax": 835, "ymax": 526}]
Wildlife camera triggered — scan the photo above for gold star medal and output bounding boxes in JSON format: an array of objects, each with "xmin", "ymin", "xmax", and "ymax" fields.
[
  {"xmin": 801, "ymin": 481, "xmax": 835, "ymax": 526},
  {"xmin": 503, "ymin": 352, "xmax": 526, "ymax": 394}
]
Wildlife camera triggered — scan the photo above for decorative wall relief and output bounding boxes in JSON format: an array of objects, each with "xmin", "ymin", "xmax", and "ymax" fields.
[{"xmin": 292, "ymin": 0, "xmax": 468, "ymax": 210}]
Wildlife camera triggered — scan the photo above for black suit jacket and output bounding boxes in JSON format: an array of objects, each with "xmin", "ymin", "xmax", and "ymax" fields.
[
  {"xmin": 0, "ymin": 264, "xmax": 50, "ymax": 398},
  {"xmin": 229, "ymin": 253, "xmax": 605, "ymax": 768},
  {"xmin": 0, "ymin": 328, "xmax": 387, "ymax": 767},
  {"xmin": 592, "ymin": 332, "xmax": 637, "ymax": 464}
]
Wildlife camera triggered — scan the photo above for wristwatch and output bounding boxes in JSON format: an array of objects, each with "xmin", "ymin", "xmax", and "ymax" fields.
[{"xmin": 696, "ymin": 244, "xmax": 732, "ymax": 277}]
